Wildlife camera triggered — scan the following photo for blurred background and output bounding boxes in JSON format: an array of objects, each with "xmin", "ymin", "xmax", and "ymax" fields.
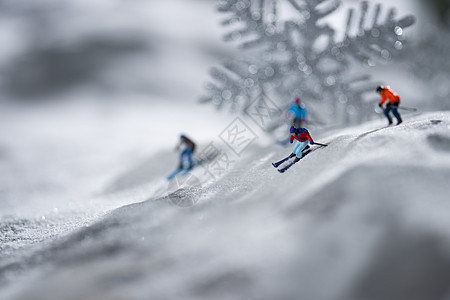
[
  {"xmin": 0, "ymin": 0, "xmax": 235, "ymax": 218},
  {"xmin": 0, "ymin": 0, "xmax": 449, "ymax": 216}
]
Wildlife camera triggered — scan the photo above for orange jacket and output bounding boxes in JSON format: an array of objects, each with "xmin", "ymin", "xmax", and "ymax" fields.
[{"xmin": 379, "ymin": 87, "xmax": 400, "ymax": 106}]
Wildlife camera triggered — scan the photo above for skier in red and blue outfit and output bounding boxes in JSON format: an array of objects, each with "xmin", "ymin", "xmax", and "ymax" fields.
[{"xmin": 272, "ymin": 124, "xmax": 315, "ymax": 173}]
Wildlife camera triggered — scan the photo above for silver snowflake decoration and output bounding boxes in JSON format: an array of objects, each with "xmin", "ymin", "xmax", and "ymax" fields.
[{"xmin": 201, "ymin": 0, "xmax": 415, "ymax": 128}]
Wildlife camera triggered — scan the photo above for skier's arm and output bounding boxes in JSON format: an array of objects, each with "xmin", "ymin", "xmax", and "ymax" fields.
[
  {"xmin": 307, "ymin": 133, "xmax": 314, "ymax": 144},
  {"xmin": 379, "ymin": 94, "xmax": 387, "ymax": 106},
  {"xmin": 286, "ymin": 105, "xmax": 295, "ymax": 119},
  {"xmin": 289, "ymin": 126, "xmax": 296, "ymax": 143}
]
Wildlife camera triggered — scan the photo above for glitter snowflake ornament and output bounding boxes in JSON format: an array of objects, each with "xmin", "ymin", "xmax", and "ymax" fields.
[{"xmin": 201, "ymin": 0, "xmax": 415, "ymax": 128}]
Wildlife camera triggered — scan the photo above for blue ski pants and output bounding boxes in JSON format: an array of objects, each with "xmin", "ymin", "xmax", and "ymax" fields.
[
  {"xmin": 384, "ymin": 104, "xmax": 401, "ymax": 123},
  {"xmin": 292, "ymin": 140, "xmax": 309, "ymax": 159},
  {"xmin": 179, "ymin": 148, "xmax": 193, "ymax": 169}
]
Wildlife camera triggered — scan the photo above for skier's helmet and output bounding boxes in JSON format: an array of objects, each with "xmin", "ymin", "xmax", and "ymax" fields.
[
  {"xmin": 376, "ymin": 86, "xmax": 384, "ymax": 93},
  {"xmin": 290, "ymin": 126, "xmax": 297, "ymax": 134},
  {"xmin": 180, "ymin": 134, "xmax": 185, "ymax": 140},
  {"xmin": 294, "ymin": 97, "xmax": 300, "ymax": 105},
  {"xmin": 298, "ymin": 128, "xmax": 309, "ymax": 134}
]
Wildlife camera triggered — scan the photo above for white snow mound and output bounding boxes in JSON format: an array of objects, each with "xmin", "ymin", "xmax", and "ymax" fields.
[{"xmin": 1, "ymin": 112, "xmax": 450, "ymax": 300}]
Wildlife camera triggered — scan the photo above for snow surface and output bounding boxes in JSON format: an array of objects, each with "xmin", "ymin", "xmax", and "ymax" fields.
[{"xmin": 1, "ymin": 111, "xmax": 450, "ymax": 300}]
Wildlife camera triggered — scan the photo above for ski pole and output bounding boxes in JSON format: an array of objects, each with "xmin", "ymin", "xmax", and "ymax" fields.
[
  {"xmin": 314, "ymin": 142, "xmax": 328, "ymax": 147},
  {"xmin": 398, "ymin": 106, "xmax": 417, "ymax": 111}
]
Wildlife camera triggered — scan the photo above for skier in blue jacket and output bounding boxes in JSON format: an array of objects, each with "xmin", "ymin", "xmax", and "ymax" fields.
[
  {"xmin": 286, "ymin": 97, "xmax": 307, "ymax": 128},
  {"xmin": 277, "ymin": 97, "xmax": 308, "ymax": 146},
  {"xmin": 175, "ymin": 134, "xmax": 196, "ymax": 170},
  {"xmin": 167, "ymin": 134, "xmax": 197, "ymax": 181}
]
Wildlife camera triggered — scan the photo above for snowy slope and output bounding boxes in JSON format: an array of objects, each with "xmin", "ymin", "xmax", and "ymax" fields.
[
  {"xmin": 1, "ymin": 111, "xmax": 450, "ymax": 300},
  {"xmin": 0, "ymin": 0, "xmax": 234, "ymax": 283}
]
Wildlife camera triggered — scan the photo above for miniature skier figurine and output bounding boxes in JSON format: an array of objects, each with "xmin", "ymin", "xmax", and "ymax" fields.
[
  {"xmin": 272, "ymin": 124, "xmax": 315, "ymax": 173},
  {"xmin": 376, "ymin": 86, "xmax": 402, "ymax": 125},
  {"xmin": 286, "ymin": 97, "xmax": 307, "ymax": 127},
  {"xmin": 175, "ymin": 134, "xmax": 196, "ymax": 170},
  {"xmin": 167, "ymin": 134, "xmax": 197, "ymax": 180},
  {"xmin": 277, "ymin": 97, "xmax": 308, "ymax": 146}
]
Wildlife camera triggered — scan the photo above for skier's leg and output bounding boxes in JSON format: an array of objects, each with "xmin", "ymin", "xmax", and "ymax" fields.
[
  {"xmin": 178, "ymin": 150, "xmax": 185, "ymax": 169},
  {"xmin": 384, "ymin": 106, "xmax": 393, "ymax": 124},
  {"xmin": 186, "ymin": 149, "xmax": 193, "ymax": 169},
  {"xmin": 292, "ymin": 140, "xmax": 302, "ymax": 153},
  {"xmin": 180, "ymin": 149, "xmax": 189, "ymax": 169},
  {"xmin": 392, "ymin": 105, "xmax": 402, "ymax": 123},
  {"xmin": 294, "ymin": 141, "xmax": 308, "ymax": 158}
]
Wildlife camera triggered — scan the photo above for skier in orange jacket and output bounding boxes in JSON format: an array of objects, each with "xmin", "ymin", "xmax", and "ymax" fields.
[{"xmin": 376, "ymin": 86, "xmax": 402, "ymax": 125}]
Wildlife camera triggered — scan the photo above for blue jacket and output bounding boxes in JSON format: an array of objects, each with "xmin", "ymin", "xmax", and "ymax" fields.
[{"xmin": 287, "ymin": 104, "xmax": 307, "ymax": 120}]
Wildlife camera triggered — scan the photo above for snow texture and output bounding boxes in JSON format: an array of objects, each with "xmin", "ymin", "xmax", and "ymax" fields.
[{"xmin": 1, "ymin": 112, "xmax": 450, "ymax": 300}]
